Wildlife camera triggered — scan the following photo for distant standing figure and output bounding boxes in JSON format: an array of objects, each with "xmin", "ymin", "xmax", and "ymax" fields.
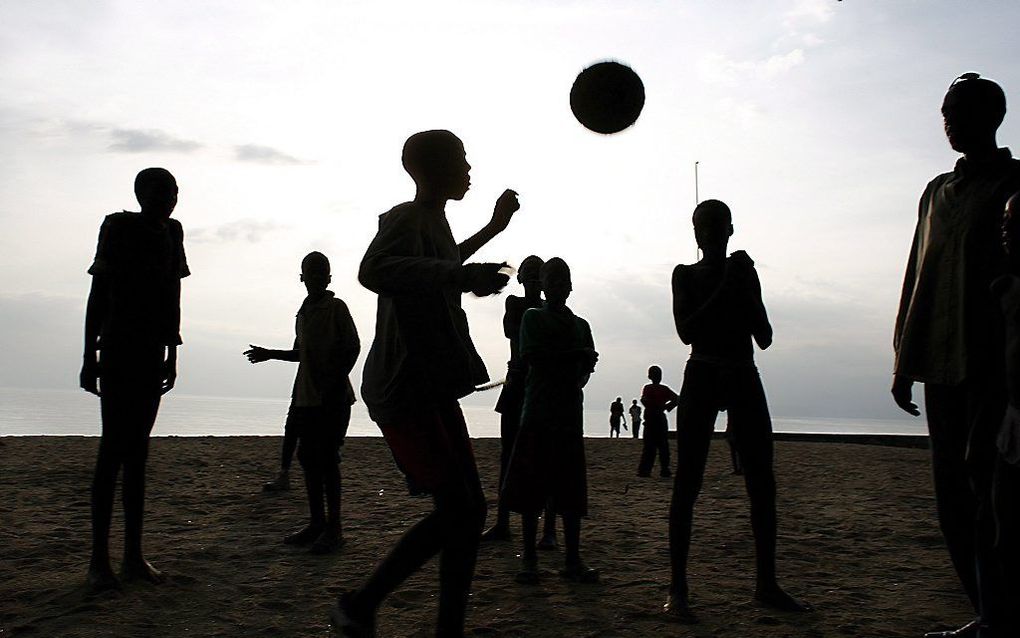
[
  {"xmin": 629, "ymin": 399, "xmax": 642, "ymax": 439},
  {"xmin": 482, "ymin": 255, "xmax": 545, "ymax": 542},
  {"xmin": 331, "ymin": 130, "xmax": 519, "ymax": 637},
  {"xmin": 80, "ymin": 168, "xmax": 189, "ymax": 592},
  {"xmin": 502, "ymin": 258, "xmax": 600, "ymax": 585},
  {"xmin": 665, "ymin": 199, "xmax": 809, "ymax": 622},
  {"xmin": 244, "ymin": 252, "xmax": 360, "ymax": 554},
  {"xmin": 892, "ymin": 73, "xmax": 1020, "ymax": 638},
  {"xmin": 636, "ymin": 366, "xmax": 677, "ymax": 477},
  {"xmin": 609, "ymin": 397, "xmax": 627, "ymax": 438}
]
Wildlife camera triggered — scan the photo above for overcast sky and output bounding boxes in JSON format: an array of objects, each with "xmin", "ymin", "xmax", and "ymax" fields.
[{"xmin": 2, "ymin": 0, "xmax": 1019, "ymax": 420}]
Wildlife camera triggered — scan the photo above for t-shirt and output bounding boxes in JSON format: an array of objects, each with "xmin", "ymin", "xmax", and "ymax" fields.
[
  {"xmin": 641, "ymin": 383, "xmax": 677, "ymax": 421},
  {"xmin": 629, "ymin": 404, "xmax": 642, "ymax": 423},
  {"xmin": 895, "ymin": 149, "xmax": 1020, "ymax": 385},
  {"xmin": 291, "ymin": 291, "xmax": 360, "ymax": 408},
  {"xmin": 87, "ymin": 211, "xmax": 190, "ymax": 347},
  {"xmin": 519, "ymin": 304, "xmax": 595, "ymax": 433},
  {"xmin": 359, "ymin": 201, "xmax": 488, "ymax": 422}
]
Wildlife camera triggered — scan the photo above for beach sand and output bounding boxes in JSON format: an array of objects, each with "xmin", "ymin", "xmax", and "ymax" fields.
[{"xmin": 1, "ymin": 436, "xmax": 968, "ymax": 637}]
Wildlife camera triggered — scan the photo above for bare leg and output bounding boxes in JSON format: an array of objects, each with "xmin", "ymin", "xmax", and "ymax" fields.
[
  {"xmin": 537, "ymin": 502, "xmax": 558, "ymax": 550},
  {"xmin": 121, "ymin": 395, "xmax": 162, "ymax": 583},
  {"xmin": 515, "ymin": 511, "xmax": 540, "ymax": 584},
  {"xmin": 88, "ymin": 432, "xmax": 122, "ymax": 591}
]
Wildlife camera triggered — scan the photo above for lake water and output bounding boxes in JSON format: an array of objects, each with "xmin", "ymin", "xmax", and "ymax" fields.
[{"xmin": 0, "ymin": 387, "xmax": 927, "ymax": 438}]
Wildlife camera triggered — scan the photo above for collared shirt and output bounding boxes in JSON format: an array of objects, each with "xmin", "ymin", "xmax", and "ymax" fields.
[
  {"xmin": 359, "ymin": 201, "xmax": 488, "ymax": 422},
  {"xmin": 88, "ymin": 211, "xmax": 190, "ymax": 347},
  {"xmin": 895, "ymin": 148, "xmax": 1020, "ymax": 385},
  {"xmin": 291, "ymin": 291, "xmax": 360, "ymax": 407}
]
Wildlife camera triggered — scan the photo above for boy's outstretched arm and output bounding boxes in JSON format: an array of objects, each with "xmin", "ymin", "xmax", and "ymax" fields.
[
  {"xmin": 457, "ymin": 189, "xmax": 520, "ymax": 262},
  {"xmin": 244, "ymin": 343, "xmax": 299, "ymax": 363},
  {"xmin": 80, "ymin": 276, "xmax": 108, "ymax": 396}
]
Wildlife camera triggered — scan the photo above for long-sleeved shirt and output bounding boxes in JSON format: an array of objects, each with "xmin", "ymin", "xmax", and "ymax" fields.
[
  {"xmin": 359, "ymin": 201, "xmax": 488, "ymax": 422},
  {"xmin": 894, "ymin": 148, "xmax": 1020, "ymax": 385},
  {"xmin": 291, "ymin": 291, "xmax": 360, "ymax": 407}
]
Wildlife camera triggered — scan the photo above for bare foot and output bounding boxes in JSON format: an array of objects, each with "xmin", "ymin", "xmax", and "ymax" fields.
[
  {"xmin": 330, "ymin": 590, "xmax": 376, "ymax": 637},
  {"xmin": 559, "ymin": 561, "xmax": 599, "ymax": 583},
  {"xmin": 663, "ymin": 591, "xmax": 698, "ymax": 624},
  {"xmin": 754, "ymin": 584, "xmax": 811, "ymax": 612},
  {"xmin": 121, "ymin": 557, "xmax": 164, "ymax": 584},
  {"xmin": 87, "ymin": 563, "xmax": 122, "ymax": 593},
  {"xmin": 514, "ymin": 556, "xmax": 540, "ymax": 585}
]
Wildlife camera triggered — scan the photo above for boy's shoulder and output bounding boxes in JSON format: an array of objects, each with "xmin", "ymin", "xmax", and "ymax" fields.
[{"xmin": 379, "ymin": 201, "xmax": 425, "ymax": 227}]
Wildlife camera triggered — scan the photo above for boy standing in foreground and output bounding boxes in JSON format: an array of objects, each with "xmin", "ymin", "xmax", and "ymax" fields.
[
  {"xmin": 80, "ymin": 167, "xmax": 189, "ymax": 591},
  {"xmin": 501, "ymin": 258, "xmax": 600, "ymax": 585},
  {"xmin": 666, "ymin": 199, "xmax": 808, "ymax": 622},
  {"xmin": 244, "ymin": 251, "xmax": 360, "ymax": 554},
  {"xmin": 332, "ymin": 130, "xmax": 519, "ymax": 637}
]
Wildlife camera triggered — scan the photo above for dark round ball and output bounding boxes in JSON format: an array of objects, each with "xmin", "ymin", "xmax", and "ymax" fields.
[{"xmin": 570, "ymin": 61, "xmax": 645, "ymax": 134}]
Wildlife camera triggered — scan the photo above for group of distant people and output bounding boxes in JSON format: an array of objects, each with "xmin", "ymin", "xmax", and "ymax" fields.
[{"xmin": 78, "ymin": 71, "xmax": 1020, "ymax": 637}]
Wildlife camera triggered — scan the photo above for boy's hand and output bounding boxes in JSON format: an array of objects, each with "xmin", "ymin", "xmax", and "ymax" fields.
[
  {"xmin": 891, "ymin": 375, "xmax": 920, "ymax": 416},
  {"xmin": 461, "ymin": 263, "xmax": 510, "ymax": 296},
  {"xmin": 489, "ymin": 189, "xmax": 520, "ymax": 232},
  {"xmin": 161, "ymin": 362, "xmax": 177, "ymax": 395},
  {"xmin": 80, "ymin": 356, "xmax": 101, "ymax": 396},
  {"xmin": 244, "ymin": 345, "xmax": 271, "ymax": 364}
]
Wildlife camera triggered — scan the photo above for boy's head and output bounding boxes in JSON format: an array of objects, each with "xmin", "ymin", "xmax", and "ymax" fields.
[
  {"xmin": 540, "ymin": 257, "xmax": 571, "ymax": 305},
  {"xmin": 648, "ymin": 365, "xmax": 662, "ymax": 383},
  {"xmin": 300, "ymin": 251, "xmax": 331, "ymax": 293},
  {"xmin": 1004, "ymin": 192, "xmax": 1020, "ymax": 272},
  {"xmin": 942, "ymin": 73, "xmax": 1006, "ymax": 154},
  {"xmin": 615, "ymin": 396, "xmax": 622, "ymax": 402},
  {"xmin": 402, "ymin": 130, "xmax": 470, "ymax": 201},
  {"xmin": 518, "ymin": 255, "xmax": 544, "ymax": 285},
  {"xmin": 135, "ymin": 168, "xmax": 178, "ymax": 218},
  {"xmin": 692, "ymin": 199, "xmax": 733, "ymax": 251},
  {"xmin": 632, "ymin": 399, "xmax": 638, "ymax": 405}
]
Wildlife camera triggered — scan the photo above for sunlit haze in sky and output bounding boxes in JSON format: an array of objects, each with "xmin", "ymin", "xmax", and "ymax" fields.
[{"xmin": 3, "ymin": 1, "xmax": 1020, "ymax": 422}]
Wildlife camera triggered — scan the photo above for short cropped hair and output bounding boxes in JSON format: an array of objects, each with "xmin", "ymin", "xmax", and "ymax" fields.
[
  {"xmin": 692, "ymin": 199, "xmax": 731, "ymax": 226},
  {"xmin": 134, "ymin": 167, "xmax": 176, "ymax": 204},
  {"xmin": 301, "ymin": 251, "xmax": 330, "ymax": 276},
  {"xmin": 401, "ymin": 130, "xmax": 463, "ymax": 181},
  {"xmin": 518, "ymin": 255, "xmax": 544, "ymax": 283},
  {"xmin": 946, "ymin": 72, "xmax": 1007, "ymax": 127},
  {"xmin": 540, "ymin": 257, "xmax": 571, "ymax": 284}
]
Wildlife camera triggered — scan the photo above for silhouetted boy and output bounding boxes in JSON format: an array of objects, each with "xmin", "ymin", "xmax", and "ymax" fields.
[
  {"xmin": 483, "ymin": 255, "xmax": 557, "ymax": 546},
  {"xmin": 331, "ymin": 130, "xmax": 519, "ymax": 637},
  {"xmin": 244, "ymin": 252, "xmax": 360, "ymax": 554},
  {"xmin": 636, "ymin": 366, "xmax": 676, "ymax": 477},
  {"xmin": 992, "ymin": 192, "xmax": 1020, "ymax": 635},
  {"xmin": 80, "ymin": 167, "xmax": 188, "ymax": 591},
  {"xmin": 629, "ymin": 399, "xmax": 642, "ymax": 439},
  {"xmin": 665, "ymin": 199, "xmax": 808, "ymax": 622},
  {"xmin": 501, "ymin": 258, "xmax": 599, "ymax": 585},
  {"xmin": 609, "ymin": 397, "xmax": 626, "ymax": 438},
  {"xmin": 893, "ymin": 74, "xmax": 1020, "ymax": 638}
]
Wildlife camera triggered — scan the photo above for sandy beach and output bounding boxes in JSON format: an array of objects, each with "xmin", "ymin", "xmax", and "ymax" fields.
[{"xmin": 1, "ymin": 436, "xmax": 968, "ymax": 637}]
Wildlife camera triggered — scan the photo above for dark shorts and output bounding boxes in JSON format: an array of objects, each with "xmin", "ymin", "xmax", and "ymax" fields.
[
  {"xmin": 378, "ymin": 403, "xmax": 478, "ymax": 496},
  {"xmin": 289, "ymin": 402, "xmax": 351, "ymax": 463}
]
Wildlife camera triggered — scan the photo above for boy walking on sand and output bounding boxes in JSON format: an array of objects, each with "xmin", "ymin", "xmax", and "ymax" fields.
[
  {"xmin": 244, "ymin": 251, "xmax": 360, "ymax": 554},
  {"xmin": 80, "ymin": 167, "xmax": 189, "ymax": 591},
  {"xmin": 332, "ymin": 130, "xmax": 520, "ymax": 637}
]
